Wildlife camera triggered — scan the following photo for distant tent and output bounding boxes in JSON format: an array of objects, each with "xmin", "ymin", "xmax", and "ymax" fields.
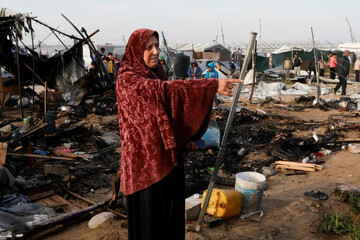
[
  {"xmin": 271, "ymin": 45, "xmax": 330, "ymax": 68},
  {"xmin": 271, "ymin": 45, "xmax": 303, "ymax": 54}
]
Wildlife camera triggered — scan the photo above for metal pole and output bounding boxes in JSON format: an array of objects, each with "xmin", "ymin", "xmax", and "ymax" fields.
[
  {"xmin": 15, "ymin": 21, "xmax": 24, "ymax": 118},
  {"xmin": 249, "ymin": 40, "xmax": 257, "ymax": 103},
  {"xmin": 259, "ymin": 19, "xmax": 262, "ymax": 44},
  {"xmin": 30, "ymin": 20, "xmax": 35, "ymax": 112},
  {"xmin": 161, "ymin": 31, "xmax": 173, "ymax": 78},
  {"xmin": 196, "ymin": 32, "xmax": 257, "ymax": 232},
  {"xmin": 311, "ymin": 27, "xmax": 320, "ymax": 106},
  {"xmin": 221, "ymin": 22, "xmax": 225, "ymax": 47}
]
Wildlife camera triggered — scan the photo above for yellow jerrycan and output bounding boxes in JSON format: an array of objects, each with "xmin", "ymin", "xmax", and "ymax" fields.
[{"xmin": 201, "ymin": 188, "xmax": 242, "ymax": 218}]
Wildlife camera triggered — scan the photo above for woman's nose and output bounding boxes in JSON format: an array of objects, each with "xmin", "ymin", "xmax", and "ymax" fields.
[{"xmin": 152, "ymin": 46, "xmax": 159, "ymax": 55}]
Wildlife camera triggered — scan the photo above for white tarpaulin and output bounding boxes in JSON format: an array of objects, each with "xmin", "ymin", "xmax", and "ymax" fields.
[
  {"xmin": 271, "ymin": 45, "xmax": 304, "ymax": 54},
  {"xmin": 243, "ymin": 69, "xmax": 254, "ymax": 85}
]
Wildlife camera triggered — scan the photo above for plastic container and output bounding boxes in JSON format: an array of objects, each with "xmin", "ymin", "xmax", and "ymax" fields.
[
  {"xmin": 201, "ymin": 188, "xmax": 242, "ymax": 218},
  {"xmin": 235, "ymin": 171, "xmax": 266, "ymax": 213},
  {"xmin": 88, "ymin": 212, "xmax": 114, "ymax": 229},
  {"xmin": 173, "ymin": 53, "xmax": 190, "ymax": 79}
]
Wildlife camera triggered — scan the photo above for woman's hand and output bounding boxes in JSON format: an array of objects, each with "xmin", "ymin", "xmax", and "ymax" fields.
[{"xmin": 218, "ymin": 79, "xmax": 243, "ymax": 96}]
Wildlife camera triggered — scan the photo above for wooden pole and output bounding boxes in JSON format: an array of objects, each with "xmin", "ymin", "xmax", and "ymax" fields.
[
  {"xmin": 249, "ymin": 40, "xmax": 257, "ymax": 103},
  {"xmin": 15, "ymin": 21, "xmax": 24, "ymax": 118}
]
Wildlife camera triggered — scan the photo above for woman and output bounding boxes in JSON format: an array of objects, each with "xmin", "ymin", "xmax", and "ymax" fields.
[{"xmin": 116, "ymin": 28, "xmax": 240, "ymax": 240}]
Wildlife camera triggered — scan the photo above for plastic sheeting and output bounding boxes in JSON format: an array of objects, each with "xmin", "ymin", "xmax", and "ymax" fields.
[
  {"xmin": 0, "ymin": 193, "xmax": 55, "ymax": 232},
  {"xmin": 239, "ymin": 81, "xmax": 331, "ymax": 100}
]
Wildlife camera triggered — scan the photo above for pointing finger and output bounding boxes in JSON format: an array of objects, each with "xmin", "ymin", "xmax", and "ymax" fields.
[{"xmin": 227, "ymin": 79, "xmax": 243, "ymax": 83}]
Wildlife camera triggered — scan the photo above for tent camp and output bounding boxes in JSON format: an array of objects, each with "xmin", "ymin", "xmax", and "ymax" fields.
[
  {"xmin": 271, "ymin": 45, "xmax": 330, "ymax": 68},
  {"xmin": 338, "ymin": 42, "xmax": 360, "ymax": 56},
  {"xmin": 169, "ymin": 42, "xmax": 231, "ymax": 61}
]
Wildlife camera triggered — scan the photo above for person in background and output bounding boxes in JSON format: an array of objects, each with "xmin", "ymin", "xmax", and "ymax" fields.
[
  {"xmin": 108, "ymin": 52, "xmax": 114, "ymax": 63},
  {"xmin": 115, "ymin": 28, "xmax": 241, "ymax": 240},
  {"xmin": 114, "ymin": 54, "xmax": 121, "ymax": 78},
  {"xmin": 334, "ymin": 50, "xmax": 351, "ymax": 95},
  {"xmin": 104, "ymin": 57, "xmax": 114, "ymax": 80},
  {"xmin": 187, "ymin": 60, "xmax": 203, "ymax": 79},
  {"xmin": 355, "ymin": 56, "xmax": 360, "ymax": 82},
  {"xmin": 159, "ymin": 56, "xmax": 170, "ymax": 76},
  {"xmin": 329, "ymin": 53, "xmax": 337, "ymax": 79},
  {"xmin": 318, "ymin": 58, "xmax": 325, "ymax": 77},
  {"xmin": 205, "ymin": 62, "xmax": 219, "ymax": 79},
  {"xmin": 87, "ymin": 61, "xmax": 100, "ymax": 93},
  {"xmin": 283, "ymin": 56, "xmax": 292, "ymax": 79},
  {"xmin": 102, "ymin": 57, "xmax": 109, "ymax": 72},
  {"xmin": 292, "ymin": 53, "xmax": 302, "ymax": 76},
  {"xmin": 205, "ymin": 62, "xmax": 220, "ymax": 107},
  {"xmin": 229, "ymin": 59, "xmax": 236, "ymax": 77},
  {"xmin": 308, "ymin": 57, "xmax": 316, "ymax": 80},
  {"xmin": 239, "ymin": 55, "xmax": 245, "ymax": 70},
  {"xmin": 99, "ymin": 47, "xmax": 105, "ymax": 60}
]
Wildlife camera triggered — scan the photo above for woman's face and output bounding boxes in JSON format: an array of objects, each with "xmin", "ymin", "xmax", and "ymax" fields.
[{"xmin": 143, "ymin": 35, "xmax": 159, "ymax": 68}]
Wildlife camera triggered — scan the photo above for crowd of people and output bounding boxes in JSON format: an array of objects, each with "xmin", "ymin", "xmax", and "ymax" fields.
[
  {"xmin": 93, "ymin": 47, "xmax": 121, "ymax": 81},
  {"xmin": 282, "ymin": 50, "xmax": 359, "ymax": 95}
]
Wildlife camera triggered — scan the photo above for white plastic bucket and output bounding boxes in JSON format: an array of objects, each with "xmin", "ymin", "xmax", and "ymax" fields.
[{"xmin": 235, "ymin": 171, "xmax": 266, "ymax": 213}]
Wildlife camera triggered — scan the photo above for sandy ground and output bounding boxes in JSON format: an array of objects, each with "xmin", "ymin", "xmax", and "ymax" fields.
[{"xmin": 36, "ymin": 82, "xmax": 360, "ymax": 239}]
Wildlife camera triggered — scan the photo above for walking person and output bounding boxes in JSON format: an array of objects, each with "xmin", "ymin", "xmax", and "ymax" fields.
[
  {"xmin": 283, "ymin": 56, "xmax": 291, "ymax": 79},
  {"xmin": 293, "ymin": 53, "xmax": 302, "ymax": 76},
  {"xmin": 115, "ymin": 28, "xmax": 241, "ymax": 240},
  {"xmin": 308, "ymin": 57, "xmax": 316, "ymax": 81},
  {"xmin": 334, "ymin": 50, "xmax": 351, "ymax": 95}
]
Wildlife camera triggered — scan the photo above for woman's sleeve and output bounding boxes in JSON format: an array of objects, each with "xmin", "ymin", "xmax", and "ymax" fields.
[
  {"xmin": 163, "ymin": 79, "xmax": 218, "ymax": 148},
  {"xmin": 116, "ymin": 74, "xmax": 218, "ymax": 150}
]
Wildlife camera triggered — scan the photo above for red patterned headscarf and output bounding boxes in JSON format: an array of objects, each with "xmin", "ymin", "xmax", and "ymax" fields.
[{"xmin": 118, "ymin": 28, "xmax": 168, "ymax": 81}]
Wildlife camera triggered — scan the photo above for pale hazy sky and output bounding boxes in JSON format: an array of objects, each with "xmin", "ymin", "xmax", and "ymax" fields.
[{"xmin": 3, "ymin": 0, "xmax": 360, "ymax": 47}]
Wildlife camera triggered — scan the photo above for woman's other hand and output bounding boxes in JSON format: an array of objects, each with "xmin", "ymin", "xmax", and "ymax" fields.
[{"xmin": 217, "ymin": 79, "xmax": 243, "ymax": 96}]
